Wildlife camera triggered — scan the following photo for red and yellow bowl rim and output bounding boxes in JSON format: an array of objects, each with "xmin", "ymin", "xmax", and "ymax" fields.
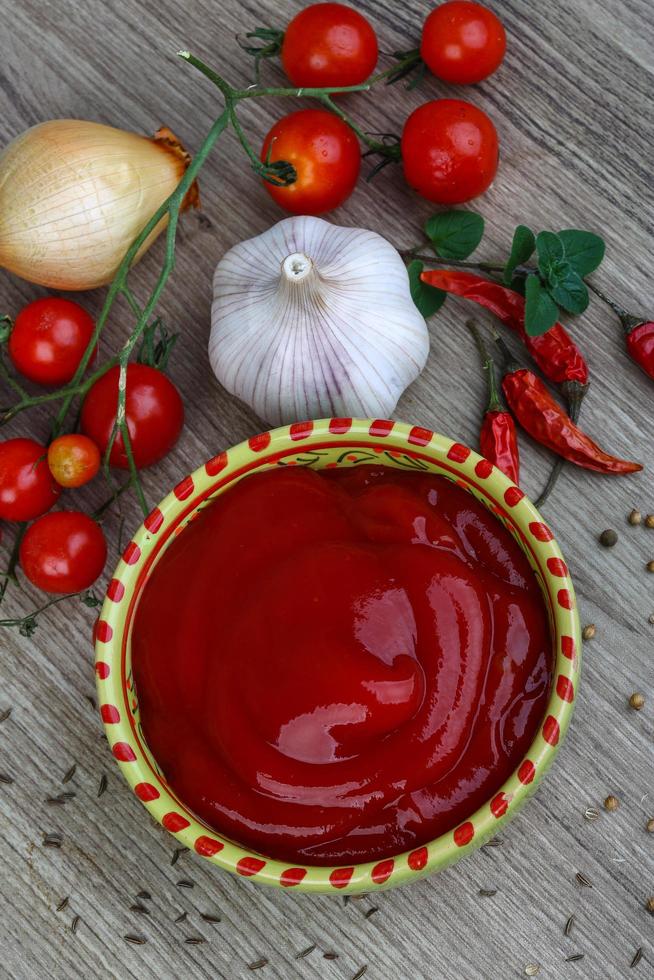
[{"xmin": 95, "ymin": 418, "xmax": 581, "ymax": 893}]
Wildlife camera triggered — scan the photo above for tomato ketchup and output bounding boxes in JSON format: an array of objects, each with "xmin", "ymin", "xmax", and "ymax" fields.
[{"xmin": 133, "ymin": 466, "xmax": 551, "ymax": 864}]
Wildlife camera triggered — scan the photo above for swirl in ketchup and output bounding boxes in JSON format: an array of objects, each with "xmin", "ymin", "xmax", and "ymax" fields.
[{"xmin": 133, "ymin": 465, "xmax": 552, "ymax": 864}]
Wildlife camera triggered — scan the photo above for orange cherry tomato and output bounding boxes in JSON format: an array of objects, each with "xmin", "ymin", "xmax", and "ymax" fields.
[
  {"xmin": 47, "ymin": 434, "xmax": 102, "ymax": 488},
  {"xmin": 260, "ymin": 109, "xmax": 361, "ymax": 215}
]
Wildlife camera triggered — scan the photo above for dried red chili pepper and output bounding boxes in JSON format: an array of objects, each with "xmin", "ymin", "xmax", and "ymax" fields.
[
  {"xmin": 496, "ymin": 338, "xmax": 642, "ymax": 477},
  {"xmin": 421, "ymin": 269, "xmax": 589, "ymax": 417},
  {"xmin": 625, "ymin": 317, "xmax": 654, "ymax": 380},
  {"xmin": 468, "ymin": 321, "xmax": 519, "ymax": 484}
]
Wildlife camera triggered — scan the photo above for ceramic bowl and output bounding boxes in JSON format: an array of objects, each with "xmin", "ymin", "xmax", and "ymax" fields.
[{"xmin": 96, "ymin": 418, "xmax": 581, "ymax": 894}]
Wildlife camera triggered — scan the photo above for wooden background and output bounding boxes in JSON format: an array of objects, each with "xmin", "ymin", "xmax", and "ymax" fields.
[{"xmin": 1, "ymin": 0, "xmax": 652, "ymax": 977}]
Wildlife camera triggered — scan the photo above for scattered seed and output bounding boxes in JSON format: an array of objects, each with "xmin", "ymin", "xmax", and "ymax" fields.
[
  {"xmin": 62, "ymin": 765, "xmax": 76, "ymax": 784},
  {"xmin": 130, "ymin": 904, "xmax": 150, "ymax": 916},
  {"xmin": 97, "ymin": 774, "xmax": 108, "ymax": 798},
  {"xmin": 247, "ymin": 958, "xmax": 268, "ymax": 970},
  {"xmin": 171, "ymin": 847, "xmax": 186, "ymax": 866},
  {"xmin": 0, "ymin": 773, "xmax": 14, "ymax": 785},
  {"xmin": 174, "ymin": 911, "xmax": 188, "ymax": 924},
  {"xmin": 604, "ymin": 795, "xmax": 619, "ymax": 812},
  {"xmin": 565, "ymin": 953, "xmax": 584, "ymax": 962},
  {"xmin": 584, "ymin": 807, "xmax": 600, "ymax": 821},
  {"xmin": 646, "ymin": 896, "xmax": 654, "ymax": 914},
  {"xmin": 479, "ymin": 888, "xmax": 497, "ymax": 897},
  {"xmin": 351, "ymin": 968, "xmax": 368, "ymax": 980},
  {"xmin": 646, "ymin": 561, "xmax": 654, "ymax": 573},
  {"xmin": 646, "ymin": 818, "xmax": 654, "ymax": 833},
  {"xmin": 564, "ymin": 914, "xmax": 575, "ymax": 936},
  {"xmin": 177, "ymin": 879, "xmax": 194, "ymax": 889},
  {"xmin": 342, "ymin": 895, "xmax": 350, "ymax": 906},
  {"xmin": 200, "ymin": 912, "xmax": 221, "ymax": 924},
  {"xmin": 296, "ymin": 945, "xmax": 316, "ymax": 959},
  {"xmin": 323, "ymin": 952, "xmax": 339, "ymax": 960},
  {"xmin": 364, "ymin": 907, "xmax": 379, "ymax": 919},
  {"xmin": 649, "ymin": 614, "xmax": 654, "ymax": 625},
  {"xmin": 70, "ymin": 915, "xmax": 80, "ymax": 934},
  {"xmin": 0, "ymin": 707, "xmax": 12, "ymax": 723},
  {"xmin": 645, "ymin": 514, "xmax": 654, "ymax": 528},
  {"xmin": 85, "ymin": 695, "xmax": 96, "ymax": 710},
  {"xmin": 124, "ymin": 934, "xmax": 147, "ymax": 945},
  {"xmin": 629, "ymin": 692, "xmax": 646, "ymax": 710},
  {"xmin": 582, "ymin": 624, "xmax": 596, "ymax": 641},
  {"xmin": 482, "ymin": 836, "xmax": 503, "ymax": 849},
  {"xmin": 56, "ymin": 896, "xmax": 69, "ymax": 912},
  {"xmin": 630, "ymin": 948, "xmax": 643, "ymax": 968},
  {"xmin": 524, "ymin": 965, "xmax": 540, "ymax": 977},
  {"xmin": 43, "ymin": 833, "xmax": 63, "ymax": 849},
  {"xmin": 628, "ymin": 509, "xmax": 642, "ymax": 526},
  {"xmin": 185, "ymin": 937, "xmax": 206, "ymax": 946},
  {"xmin": 599, "ymin": 529, "xmax": 618, "ymax": 547},
  {"xmin": 136, "ymin": 890, "xmax": 151, "ymax": 901},
  {"xmin": 575, "ymin": 872, "xmax": 592, "ymax": 888}
]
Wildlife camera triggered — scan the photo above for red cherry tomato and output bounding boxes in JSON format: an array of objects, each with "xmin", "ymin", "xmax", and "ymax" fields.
[
  {"xmin": 8, "ymin": 298, "xmax": 95, "ymax": 386},
  {"xmin": 401, "ymin": 99, "xmax": 499, "ymax": 204},
  {"xmin": 281, "ymin": 2, "xmax": 378, "ymax": 87},
  {"xmin": 47, "ymin": 434, "xmax": 101, "ymax": 488},
  {"xmin": 0, "ymin": 439, "xmax": 60, "ymax": 521},
  {"xmin": 261, "ymin": 109, "xmax": 360, "ymax": 215},
  {"xmin": 421, "ymin": 1, "xmax": 506, "ymax": 85},
  {"xmin": 19, "ymin": 511, "xmax": 107, "ymax": 594},
  {"xmin": 80, "ymin": 363, "xmax": 184, "ymax": 469}
]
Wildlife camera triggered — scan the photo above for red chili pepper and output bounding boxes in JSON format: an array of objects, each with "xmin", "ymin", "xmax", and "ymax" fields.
[
  {"xmin": 420, "ymin": 270, "xmax": 589, "ymax": 409},
  {"xmin": 496, "ymin": 339, "xmax": 642, "ymax": 476},
  {"xmin": 468, "ymin": 322, "xmax": 519, "ymax": 484},
  {"xmin": 625, "ymin": 319, "xmax": 654, "ymax": 380}
]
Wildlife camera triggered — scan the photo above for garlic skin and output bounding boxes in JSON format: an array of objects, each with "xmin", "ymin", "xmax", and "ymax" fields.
[
  {"xmin": 210, "ymin": 216, "xmax": 429, "ymax": 425},
  {"xmin": 0, "ymin": 120, "xmax": 197, "ymax": 290}
]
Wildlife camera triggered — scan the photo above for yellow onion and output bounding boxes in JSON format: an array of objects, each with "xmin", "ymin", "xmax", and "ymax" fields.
[{"xmin": 0, "ymin": 120, "xmax": 198, "ymax": 290}]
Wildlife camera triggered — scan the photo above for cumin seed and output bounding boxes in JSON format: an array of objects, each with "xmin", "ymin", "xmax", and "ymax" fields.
[
  {"xmin": 174, "ymin": 912, "xmax": 188, "ymax": 923},
  {"xmin": 130, "ymin": 903, "xmax": 150, "ymax": 916},
  {"xmin": 171, "ymin": 847, "xmax": 186, "ymax": 866},
  {"xmin": 56, "ymin": 897, "xmax": 69, "ymax": 912},
  {"xmin": 364, "ymin": 907, "xmax": 379, "ymax": 919},
  {"xmin": 124, "ymin": 934, "xmax": 147, "ymax": 945},
  {"xmin": 97, "ymin": 774, "xmax": 108, "ymax": 798},
  {"xmin": 482, "ymin": 837, "xmax": 503, "ymax": 849},
  {"xmin": 0, "ymin": 708, "xmax": 11, "ymax": 723},
  {"xmin": 575, "ymin": 872, "xmax": 592, "ymax": 888},
  {"xmin": 71, "ymin": 915, "xmax": 80, "ymax": 934},
  {"xmin": 43, "ymin": 833, "xmax": 62, "ymax": 848},
  {"xmin": 584, "ymin": 807, "xmax": 600, "ymax": 821},
  {"xmin": 185, "ymin": 936, "xmax": 205, "ymax": 945},
  {"xmin": 62, "ymin": 765, "xmax": 77, "ymax": 784},
  {"xmin": 247, "ymin": 958, "xmax": 268, "ymax": 971},
  {"xmin": 630, "ymin": 948, "xmax": 643, "ymax": 968},
  {"xmin": 479, "ymin": 888, "xmax": 497, "ymax": 897},
  {"xmin": 200, "ymin": 912, "xmax": 221, "ymax": 923},
  {"xmin": 564, "ymin": 914, "xmax": 575, "ymax": 936},
  {"xmin": 177, "ymin": 879, "xmax": 194, "ymax": 889},
  {"xmin": 352, "ymin": 968, "xmax": 368, "ymax": 980},
  {"xmin": 0, "ymin": 773, "xmax": 14, "ymax": 785},
  {"xmin": 296, "ymin": 945, "xmax": 316, "ymax": 959},
  {"xmin": 136, "ymin": 890, "xmax": 151, "ymax": 901},
  {"xmin": 565, "ymin": 953, "xmax": 584, "ymax": 962},
  {"xmin": 323, "ymin": 952, "xmax": 339, "ymax": 960}
]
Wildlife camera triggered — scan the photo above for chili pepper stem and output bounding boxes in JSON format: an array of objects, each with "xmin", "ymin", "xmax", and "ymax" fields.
[
  {"xmin": 534, "ymin": 382, "xmax": 588, "ymax": 508},
  {"xmin": 467, "ymin": 320, "xmax": 502, "ymax": 412},
  {"xmin": 0, "ymin": 523, "xmax": 26, "ymax": 604}
]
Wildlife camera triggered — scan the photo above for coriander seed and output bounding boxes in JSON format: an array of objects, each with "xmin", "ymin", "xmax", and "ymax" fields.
[
  {"xmin": 646, "ymin": 818, "xmax": 654, "ymax": 833},
  {"xmin": 646, "ymin": 896, "xmax": 654, "ymax": 914},
  {"xmin": 599, "ymin": 528, "xmax": 618, "ymax": 547},
  {"xmin": 628, "ymin": 508, "xmax": 642, "ymax": 525},
  {"xmin": 582, "ymin": 624, "xmax": 596, "ymax": 641},
  {"xmin": 604, "ymin": 794, "xmax": 619, "ymax": 811},
  {"xmin": 629, "ymin": 692, "xmax": 645, "ymax": 710},
  {"xmin": 648, "ymin": 614, "xmax": 654, "ymax": 625},
  {"xmin": 645, "ymin": 514, "xmax": 654, "ymax": 528},
  {"xmin": 647, "ymin": 561, "xmax": 654, "ymax": 573}
]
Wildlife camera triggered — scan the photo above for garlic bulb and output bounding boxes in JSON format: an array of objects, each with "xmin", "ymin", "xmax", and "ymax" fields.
[
  {"xmin": 0, "ymin": 120, "xmax": 197, "ymax": 290},
  {"xmin": 210, "ymin": 216, "xmax": 429, "ymax": 425}
]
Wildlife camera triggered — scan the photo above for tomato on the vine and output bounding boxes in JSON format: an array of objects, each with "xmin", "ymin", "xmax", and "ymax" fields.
[
  {"xmin": 80, "ymin": 363, "xmax": 184, "ymax": 469},
  {"xmin": 281, "ymin": 3, "xmax": 378, "ymax": 88},
  {"xmin": 47, "ymin": 434, "xmax": 101, "ymax": 488},
  {"xmin": 0, "ymin": 438, "xmax": 60, "ymax": 521},
  {"xmin": 19, "ymin": 511, "xmax": 107, "ymax": 594},
  {"xmin": 421, "ymin": 1, "xmax": 506, "ymax": 85},
  {"xmin": 401, "ymin": 99, "xmax": 499, "ymax": 204},
  {"xmin": 261, "ymin": 109, "xmax": 360, "ymax": 215},
  {"xmin": 8, "ymin": 297, "xmax": 95, "ymax": 386}
]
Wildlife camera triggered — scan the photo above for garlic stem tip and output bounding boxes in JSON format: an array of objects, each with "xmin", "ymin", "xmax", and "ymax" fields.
[
  {"xmin": 177, "ymin": 50, "xmax": 191, "ymax": 59},
  {"xmin": 282, "ymin": 252, "xmax": 313, "ymax": 282}
]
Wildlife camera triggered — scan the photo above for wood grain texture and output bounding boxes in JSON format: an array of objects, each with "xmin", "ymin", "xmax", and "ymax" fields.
[{"xmin": 0, "ymin": 0, "xmax": 653, "ymax": 977}]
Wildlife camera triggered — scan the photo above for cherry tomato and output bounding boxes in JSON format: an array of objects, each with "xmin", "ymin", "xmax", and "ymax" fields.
[
  {"xmin": 421, "ymin": 1, "xmax": 506, "ymax": 85},
  {"xmin": 0, "ymin": 439, "xmax": 60, "ymax": 521},
  {"xmin": 281, "ymin": 3, "xmax": 378, "ymax": 87},
  {"xmin": 80, "ymin": 363, "xmax": 184, "ymax": 469},
  {"xmin": 47, "ymin": 434, "xmax": 101, "ymax": 488},
  {"xmin": 19, "ymin": 511, "xmax": 107, "ymax": 594},
  {"xmin": 401, "ymin": 99, "xmax": 499, "ymax": 204},
  {"xmin": 8, "ymin": 298, "xmax": 95, "ymax": 387},
  {"xmin": 261, "ymin": 109, "xmax": 360, "ymax": 215}
]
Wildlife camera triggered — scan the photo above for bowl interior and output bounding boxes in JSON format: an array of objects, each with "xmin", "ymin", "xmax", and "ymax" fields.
[{"xmin": 95, "ymin": 418, "xmax": 581, "ymax": 893}]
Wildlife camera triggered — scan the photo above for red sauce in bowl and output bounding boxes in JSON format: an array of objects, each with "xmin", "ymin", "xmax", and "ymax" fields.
[{"xmin": 133, "ymin": 465, "xmax": 551, "ymax": 864}]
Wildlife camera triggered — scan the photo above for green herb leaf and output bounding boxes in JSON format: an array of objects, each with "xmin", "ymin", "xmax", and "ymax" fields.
[
  {"xmin": 504, "ymin": 225, "xmax": 535, "ymax": 284},
  {"xmin": 524, "ymin": 274, "xmax": 560, "ymax": 336},
  {"xmin": 549, "ymin": 269, "xmax": 590, "ymax": 315},
  {"xmin": 558, "ymin": 230, "xmax": 606, "ymax": 277},
  {"xmin": 424, "ymin": 210, "xmax": 485, "ymax": 260},
  {"xmin": 407, "ymin": 260, "xmax": 446, "ymax": 317},
  {"xmin": 536, "ymin": 230, "xmax": 566, "ymax": 284}
]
